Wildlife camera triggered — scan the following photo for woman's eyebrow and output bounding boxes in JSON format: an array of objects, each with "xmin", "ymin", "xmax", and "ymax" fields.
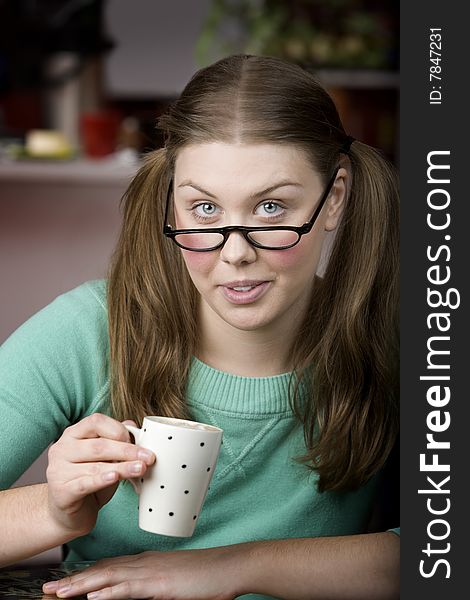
[
  {"xmin": 177, "ymin": 181, "xmax": 217, "ymax": 198},
  {"xmin": 177, "ymin": 179, "xmax": 303, "ymax": 199}
]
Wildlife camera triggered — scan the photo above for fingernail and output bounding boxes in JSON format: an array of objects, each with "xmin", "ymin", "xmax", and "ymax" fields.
[
  {"xmin": 88, "ymin": 592, "xmax": 100, "ymax": 599},
  {"xmin": 138, "ymin": 449, "xmax": 154, "ymax": 462},
  {"xmin": 43, "ymin": 581, "xmax": 58, "ymax": 592},
  {"xmin": 130, "ymin": 461, "xmax": 143, "ymax": 474}
]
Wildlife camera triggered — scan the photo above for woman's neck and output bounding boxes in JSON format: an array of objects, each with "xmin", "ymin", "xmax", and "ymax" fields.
[{"xmin": 196, "ymin": 304, "xmax": 299, "ymax": 378}]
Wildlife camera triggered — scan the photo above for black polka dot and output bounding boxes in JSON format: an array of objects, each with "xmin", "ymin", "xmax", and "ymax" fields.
[
  {"xmin": 169, "ymin": 512, "xmax": 174, "ymax": 516},
  {"xmin": 160, "ymin": 485, "xmax": 165, "ymax": 489},
  {"xmin": 140, "ymin": 478, "xmax": 144, "ymax": 483},
  {"xmin": 168, "ymin": 436, "xmax": 173, "ymax": 440},
  {"xmin": 149, "ymin": 508, "xmax": 153, "ymax": 512},
  {"xmin": 206, "ymin": 467, "xmax": 211, "ymax": 472},
  {"xmin": 193, "ymin": 515, "xmax": 197, "ymax": 520},
  {"xmin": 144, "ymin": 428, "xmax": 147, "ymax": 432},
  {"xmin": 184, "ymin": 490, "xmax": 189, "ymax": 494},
  {"xmin": 200, "ymin": 442, "xmax": 205, "ymax": 447},
  {"xmin": 182, "ymin": 464, "xmax": 187, "ymax": 469}
]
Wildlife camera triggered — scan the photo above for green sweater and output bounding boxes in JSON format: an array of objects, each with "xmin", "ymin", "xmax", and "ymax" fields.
[{"xmin": 0, "ymin": 280, "xmax": 383, "ymax": 597}]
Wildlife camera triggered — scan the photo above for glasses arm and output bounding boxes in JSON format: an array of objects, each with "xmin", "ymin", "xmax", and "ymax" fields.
[
  {"xmin": 299, "ymin": 166, "xmax": 340, "ymax": 233},
  {"xmin": 163, "ymin": 180, "xmax": 173, "ymax": 234}
]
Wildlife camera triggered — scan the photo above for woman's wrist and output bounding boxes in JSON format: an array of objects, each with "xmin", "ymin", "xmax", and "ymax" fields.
[
  {"xmin": 45, "ymin": 484, "xmax": 94, "ymax": 541},
  {"xmin": 220, "ymin": 540, "xmax": 278, "ymax": 598},
  {"xmin": 0, "ymin": 484, "xmax": 81, "ymax": 567},
  {"xmin": 198, "ymin": 542, "xmax": 257, "ymax": 599}
]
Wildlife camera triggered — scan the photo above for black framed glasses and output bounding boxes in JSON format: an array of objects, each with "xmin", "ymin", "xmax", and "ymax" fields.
[{"xmin": 163, "ymin": 165, "xmax": 340, "ymax": 252}]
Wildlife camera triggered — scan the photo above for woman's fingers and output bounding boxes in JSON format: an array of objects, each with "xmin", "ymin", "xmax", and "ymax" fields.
[
  {"xmin": 54, "ymin": 413, "xmax": 155, "ymax": 466},
  {"xmin": 62, "ymin": 438, "xmax": 155, "ymax": 465},
  {"xmin": 42, "ymin": 549, "xmax": 234, "ymax": 599},
  {"xmin": 45, "ymin": 414, "xmax": 156, "ymax": 536},
  {"xmin": 43, "ymin": 565, "xmax": 145, "ymax": 598},
  {"xmin": 47, "ymin": 414, "xmax": 156, "ymax": 512},
  {"xmin": 76, "ymin": 458, "xmax": 146, "ymax": 485},
  {"xmin": 43, "ymin": 555, "xmax": 143, "ymax": 593},
  {"xmin": 66, "ymin": 413, "xmax": 133, "ymax": 442},
  {"xmin": 43, "ymin": 555, "xmax": 146, "ymax": 592},
  {"xmin": 54, "ymin": 459, "xmax": 149, "ymax": 503},
  {"xmin": 86, "ymin": 580, "xmax": 148, "ymax": 599}
]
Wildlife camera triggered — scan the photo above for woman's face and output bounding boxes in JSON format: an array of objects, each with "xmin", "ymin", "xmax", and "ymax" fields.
[{"xmin": 172, "ymin": 142, "xmax": 346, "ymax": 335}]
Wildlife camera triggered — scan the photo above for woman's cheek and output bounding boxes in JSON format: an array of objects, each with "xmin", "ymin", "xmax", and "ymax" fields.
[
  {"xmin": 267, "ymin": 244, "xmax": 310, "ymax": 269},
  {"xmin": 272, "ymin": 230, "xmax": 326, "ymax": 271},
  {"xmin": 181, "ymin": 249, "xmax": 214, "ymax": 274}
]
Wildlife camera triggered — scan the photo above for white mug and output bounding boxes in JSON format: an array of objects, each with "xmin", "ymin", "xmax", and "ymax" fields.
[{"xmin": 125, "ymin": 416, "xmax": 223, "ymax": 537}]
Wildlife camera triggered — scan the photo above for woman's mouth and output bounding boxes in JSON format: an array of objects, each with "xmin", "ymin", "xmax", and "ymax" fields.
[{"xmin": 219, "ymin": 281, "xmax": 271, "ymax": 304}]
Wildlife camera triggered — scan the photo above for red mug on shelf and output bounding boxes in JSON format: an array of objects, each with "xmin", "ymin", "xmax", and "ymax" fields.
[{"xmin": 80, "ymin": 110, "xmax": 120, "ymax": 158}]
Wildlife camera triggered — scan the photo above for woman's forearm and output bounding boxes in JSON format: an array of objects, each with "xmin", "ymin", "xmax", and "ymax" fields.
[
  {"xmin": 40, "ymin": 532, "xmax": 399, "ymax": 599},
  {"xmin": 235, "ymin": 532, "xmax": 399, "ymax": 600},
  {"xmin": 0, "ymin": 484, "xmax": 77, "ymax": 567}
]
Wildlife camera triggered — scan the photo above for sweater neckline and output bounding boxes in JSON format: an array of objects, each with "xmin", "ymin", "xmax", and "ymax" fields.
[{"xmin": 186, "ymin": 356, "xmax": 306, "ymax": 415}]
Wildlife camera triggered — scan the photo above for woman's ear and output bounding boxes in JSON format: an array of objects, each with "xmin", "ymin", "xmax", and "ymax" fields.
[{"xmin": 324, "ymin": 167, "xmax": 348, "ymax": 231}]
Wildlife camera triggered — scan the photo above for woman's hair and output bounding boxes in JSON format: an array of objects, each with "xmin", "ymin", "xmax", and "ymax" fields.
[{"xmin": 107, "ymin": 54, "xmax": 399, "ymax": 492}]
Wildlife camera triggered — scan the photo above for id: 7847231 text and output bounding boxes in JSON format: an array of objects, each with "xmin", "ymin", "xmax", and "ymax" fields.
[{"xmin": 429, "ymin": 28, "xmax": 442, "ymax": 105}]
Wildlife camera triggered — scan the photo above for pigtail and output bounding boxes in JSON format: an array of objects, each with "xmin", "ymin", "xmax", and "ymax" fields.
[
  {"xmin": 292, "ymin": 142, "xmax": 399, "ymax": 491},
  {"xmin": 107, "ymin": 149, "xmax": 197, "ymax": 424}
]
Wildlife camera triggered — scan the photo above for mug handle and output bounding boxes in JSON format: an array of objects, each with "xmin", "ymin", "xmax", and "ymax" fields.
[{"xmin": 124, "ymin": 423, "xmax": 144, "ymax": 494}]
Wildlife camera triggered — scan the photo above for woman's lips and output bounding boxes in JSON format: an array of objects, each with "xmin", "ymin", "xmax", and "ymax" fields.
[{"xmin": 219, "ymin": 281, "xmax": 271, "ymax": 304}]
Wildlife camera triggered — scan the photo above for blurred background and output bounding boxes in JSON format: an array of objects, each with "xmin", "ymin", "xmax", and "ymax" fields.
[
  {"xmin": 0, "ymin": 0, "xmax": 399, "ymax": 343},
  {"xmin": 0, "ymin": 0, "xmax": 398, "ymax": 561}
]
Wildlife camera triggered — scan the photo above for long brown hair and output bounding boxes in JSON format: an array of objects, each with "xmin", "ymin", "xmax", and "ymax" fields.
[{"xmin": 107, "ymin": 54, "xmax": 399, "ymax": 492}]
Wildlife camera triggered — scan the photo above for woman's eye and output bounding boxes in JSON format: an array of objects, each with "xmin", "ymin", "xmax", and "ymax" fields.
[
  {"xmin": 193, "ymin": 203, "xmax": 218, "ymax": 217},
  {"xmin": 256, "ymin": 201, "xmax": 284, "ymax": 217}
]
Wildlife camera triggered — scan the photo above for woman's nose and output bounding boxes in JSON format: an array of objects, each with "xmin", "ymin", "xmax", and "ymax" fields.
[{"xmin": 219, "ymin": 231, "xmax": 257, "ymax": 265}]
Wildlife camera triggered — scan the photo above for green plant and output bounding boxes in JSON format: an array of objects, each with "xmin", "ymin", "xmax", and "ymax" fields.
[{"xmin": 195, "ymin": 0, "xmax": 397, "ymax": 70}]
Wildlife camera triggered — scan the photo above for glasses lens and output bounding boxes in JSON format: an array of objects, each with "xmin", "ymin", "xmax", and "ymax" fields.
[
  {"xmin": 248, "ymin": 229, "xmax": 300, "ymax": 249},
  {"xmin": 174, "ymin": 232, "xmax": 225, "ymax": 250}
]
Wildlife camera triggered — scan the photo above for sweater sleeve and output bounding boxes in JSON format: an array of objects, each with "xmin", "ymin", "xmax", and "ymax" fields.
[{"xmin": 0, "ymin": 280, "xmax": 110, "ymax": 489}]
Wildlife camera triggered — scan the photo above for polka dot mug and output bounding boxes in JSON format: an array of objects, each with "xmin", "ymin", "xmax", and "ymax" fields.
[{"xmin": 125, "ymin": 416, "xmax": 223, "ymax": 537}]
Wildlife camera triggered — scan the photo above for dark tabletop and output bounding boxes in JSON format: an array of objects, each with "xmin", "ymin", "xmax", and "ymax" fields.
[{"xmin": 0, "ymin": 562, "xmax": 93, "ymax": 599}]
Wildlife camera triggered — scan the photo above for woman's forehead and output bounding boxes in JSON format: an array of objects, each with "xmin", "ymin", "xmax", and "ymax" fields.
[{"xmin": 174, "ymin": 142, "xmax": 319, "ymax": 187}]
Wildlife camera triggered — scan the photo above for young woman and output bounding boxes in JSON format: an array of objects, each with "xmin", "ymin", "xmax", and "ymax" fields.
[{"xmin": 0, "ymin": 54, "xmax": 399, "ymax": 599}]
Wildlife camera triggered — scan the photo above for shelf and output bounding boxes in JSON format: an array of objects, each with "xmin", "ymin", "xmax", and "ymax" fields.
[
  {"xmin": 313, "ymin": 69, "xmax": 399, "ymax": 89},
  {"xmin": 0, "ymin": 156, "xmax": 139, "ymax": 186}
]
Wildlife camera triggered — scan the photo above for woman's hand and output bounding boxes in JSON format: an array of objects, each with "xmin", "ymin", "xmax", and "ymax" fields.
[
  {"xmin": 42, "ymin": 548, "xmax": 242, "ymax": 600},
  {"xmin": 46, "ymin": 413, "xmax": 155, "ymax": 538}
]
